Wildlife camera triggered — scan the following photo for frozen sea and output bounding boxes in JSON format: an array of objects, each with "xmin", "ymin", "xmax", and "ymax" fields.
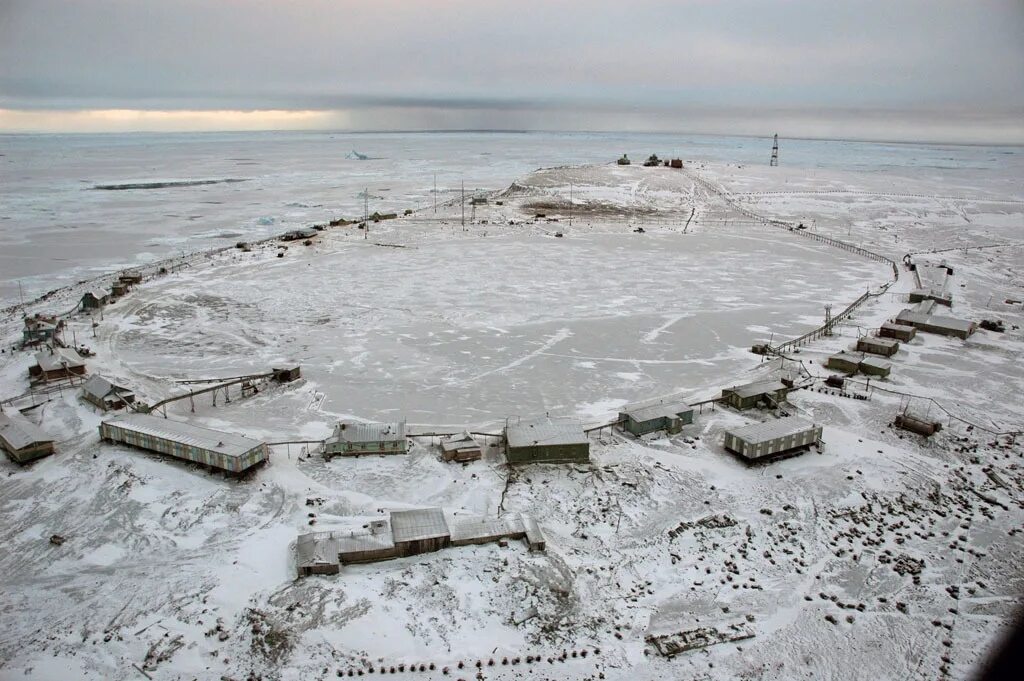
[{"xmin": 2, "ymin": 130, "xmax": 1021, "ymax": 305}]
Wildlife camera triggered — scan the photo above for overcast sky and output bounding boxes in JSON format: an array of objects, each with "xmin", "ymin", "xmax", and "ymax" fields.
[{"xmin": 1, "ymin": 0, "xmax": 1022, "ymax": 141}]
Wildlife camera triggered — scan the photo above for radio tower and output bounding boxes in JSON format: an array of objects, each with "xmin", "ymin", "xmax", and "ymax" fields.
[{"xmin": 770, "ymin": 133, "xmax": 779, "ymax": 167}]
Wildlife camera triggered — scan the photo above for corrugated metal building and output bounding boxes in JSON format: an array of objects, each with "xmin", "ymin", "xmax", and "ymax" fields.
[
  {"xmin": 723, "ymin": 417, "xmax": 822, "ymax": 462},
  {"xmin": 825, "ymin": 352, "xmax": 862, "ymax": 374},
  {"xmin": 440, "ymin": 431, "xmax": 482, "ymax": 462},
  {"xmin": 618, "ymin": 397, "xmax": 694, "ymax": 436},
  {"xmin": 449, "ymin": 515, "xmax": 527, "ymax": 547},
  {"xmin": 0, "ymin": 409, "xmax": 55, "ymax": 464},
  {"xmin": 390, "ymin": 508, "xmax": 451, "ymax": 556},
  {"xmin": 858, "ymin": 356, "xmax": 892, "ymax": 378},
  {"xmin": 879, "ymin": 322, "xmax": 916, "ymax": 342},
  {"xmin": 856, "ymin": 336, "xmax": 900, "ymax": 357},
  {"xmin": 720, "ymin": 380, "xmax": 789, "ymax": 410},
  {"xmin": 896, "ymin": 310, "xmax": 976, "ymax": 339},
  {"xmin": 505, "ymin": 417, "xmax": 590, "ymax": 464},
  {"xmin": 323, "ymin": 420, "xmax": 407, "ymax": 458},
  {"xmin": 99, "ymin": 413, "xmax": 269, "ymax": 474},
  {"xmin": 30, "ymin": 347, "xmax": 87, "ymax": 382},
  {"xmin": 81, "ymin": 375, "xmax": 136, "ymax": 411}
]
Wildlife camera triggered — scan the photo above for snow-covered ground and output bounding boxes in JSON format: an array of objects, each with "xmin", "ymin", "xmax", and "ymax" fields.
[{"xmin": 1, "ymin": 150, "xmax": 1023, "ymax": 681}]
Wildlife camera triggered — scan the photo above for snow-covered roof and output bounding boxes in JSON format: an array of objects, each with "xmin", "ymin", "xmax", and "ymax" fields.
[
  {"xmin": 0, "ymin": 409, "xmax": 54, "ymax": 451},
  {"xmin": 331, "ymin": 420, "xmax": 406, "ymax": 443},
  {"xmin": 34, "ymin": 347, "xmax": 85, "ymax": 372},
  {"xmin": 726, "ymin": 417, "xmax": 818, "ymax": 445},
  {"xmin": 896, "ymin": 310, "xmax": 976, "ymax": 333},
  {"xmin": 390, "ymin": 508, "xmax": 450, "ymax": 544},
  {"xmin": 506, "ymin": 417, "xmax": 588, "ymax": 448},
  {"xmin": 448, "ymin": 514, "xmax": 526, "ymax": 543},
  {"xmin": 859, "ymin": 357, "xmax": 892, "ymax": 371},
  {"xmin": 620, "ymin": 396, "xmax": 693, "ymax": 422},
  {"xmin": 296, "ymin": 532, "xmax": 340, "ymax": 568},
  {"xmin": 440, "ymin": 431, "xmax": 479, "ymax": 453},
  {"xmin": 102, "ymin": 413, "xmax": 266, "ymax": 458},
  {"xmin": 83, "ymin": 374, "xmax": 134, "ymax": 400},
  {"xmin": 861, "ymin": 336, "xmax": 899, "ymax": 347},
  {"xmin": 723, "ymin": 380, "xmax": 787, "ymax": 399},
  {"xmin": 828, "ymin": 351, "xmax": 863, "ymax": 364},
  {"xmin": 336, "ymin": 531, "xmax": 395, "ymax": 556}
]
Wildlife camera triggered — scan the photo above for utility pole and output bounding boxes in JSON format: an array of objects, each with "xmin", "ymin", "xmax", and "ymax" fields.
[
  {"xmin": 824, "ymin": 304, "xmax": 833, "ymax": 335},
  {"xmin": 770, "ymin": 133, "xmax": 779, "ymax": 167},
  {"xmin": 461, "ymin": 180, "xmax": 465, "ymax": 230},
  {"xmin": 569, "ymin": 182, "xmax": 573, "ymax": 227},
  {"xmin": 364, "ymin": 188, "xmax": 369, "ymax": 239},
  {"xmin": 433, "ymin": 173, "xmax": 437, "ymax": 214}
]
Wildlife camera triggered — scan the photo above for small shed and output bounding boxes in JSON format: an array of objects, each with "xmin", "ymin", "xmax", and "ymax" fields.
[
  {"xmin": 879, "ymin": 322, "xmax": 916, "ymax": 342},
  {"xmin": 825, "ymin": 352, "xmax": 862, "ymax": 374},
  {"xmin": 30, "ymin": 347, "xmax": 87, "ymax": 382},
  {"xmin": 81, "ymin": 375, "xmax": 135, "ymax": 411},
  {"xmin": 617, "ymin": 154, "xmax": 631, "ymax": 165},
  {"xmin": 523, "ymin": 516, "xmax": 546, "ymax": 551},
  {"xmin": 440, "ymin": 431, "xmax": 482, "ymax": 462},
  {"xmin": 858, "ymin": 356, "xmax": 892, "ymax": 378},
  {"xmin": 856, "ymin": 336, "xmax": 900, "ymax": 357},
  {"xmin": 80, "ymin": 290, "xmax": 108, "ymax": 311},
  {"xmin": 272, "ymin": 366, "xmax": 302, "ymax": 383},
  {"xmin": 505, "ymin": 417, "xmax": 590, "ymax": 464},
  {"xmin": 0, "ymin": 409, "xmax": 56, "ymax": 464},
  {"xmin": 323, "ymin": 420, "xmax": 407, "ymax": 459},
  {"xmin": 110, "ymin": 282, "xmax": 129, "ymax": 297},
  {"xmin": 99, "ymin": 413, "xmax": 269, "ymax": 474},
  {"xmin": 390, "ymin": 508, "xmax": 451, "ymax": 557},
  {"xmin": 618, "ymin": 398, "xmax": 694, "ymax": 436},
  {"xmin": 337, "ymin": 528, "xmax": 398, "ymax": 564},
  {"xmin": 296, "ymin": 533, "xmax": 341, "ymax": 577},
  {"xmin": 119, "ymin": 271, "xmax": 143, "ymax": 285},
  {"xmin": 720, "ymin": 380, "xmax": 789, "ymax": 410},
  {"xmin": 723, "ymin": 417, "xmax": 822, "ymax": 462}
]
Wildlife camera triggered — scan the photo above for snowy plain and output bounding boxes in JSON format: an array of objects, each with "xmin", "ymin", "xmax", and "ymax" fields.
[{"xmin": 0, "ymin": 132, "xmax": 1022, "ymax": 681}]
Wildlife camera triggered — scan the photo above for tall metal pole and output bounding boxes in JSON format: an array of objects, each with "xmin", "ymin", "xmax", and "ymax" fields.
[
  {"xmin": 364, "ymin": 188, "xmax": 368, "ymax": 239},
  {"xmin": 569, "ymin": 181, "xmax": 573, "ymax": 227},
  {"xmin": 461, "ymin": 180, "xmax": 465, "ymax": 230}
]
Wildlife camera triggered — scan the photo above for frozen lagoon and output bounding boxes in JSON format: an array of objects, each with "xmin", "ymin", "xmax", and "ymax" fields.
[{"xmin": 112, "ymin": 228, "xmax": 884, "ymax": 425}]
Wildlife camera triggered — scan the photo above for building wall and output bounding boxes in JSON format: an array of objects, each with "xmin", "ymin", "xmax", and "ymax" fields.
[
  {"xmin": 726, "ymin": 426, "xmax": 822, "ymax": 461},
  {"xmin": 622, "ymin": 415, "xmax": 667, "ymax": 436},
  {"xmin": 859, "ymin": 362, "xmax": 890, "ymax": 378},
  {"xmin": 857, "ymin": 338, "xmax": 899, "ymax": 356},
  {"xmin": 1, "ymin": 440, "xmax": 54, "ymax": 464},
  {"xmin": 507, "ymin": 442, "xmax": 590, "ymax": 464},
  {"xmin": 324, "ymin": 439, "xmax": 407, "ymax": 458},
  {"xmin": 825, "ymin": 357, "xmax": 860, "ymax": 373},
  {"xmin": 880, "ymin": 325, "xmax": 916, "ymax": 341},
  {"xmin": 394, "ymin": 536, "xmax": 450, "ymax": 557},
  {"xmin": 99, "ymin": 422, "xmax": 268, "ymax": 473}
]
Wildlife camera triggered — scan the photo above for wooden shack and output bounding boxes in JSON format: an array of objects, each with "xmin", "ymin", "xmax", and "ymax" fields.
[
  {"xmin": 323, "ymin": 421, "xmax": 407, "ymax": 459},
  {"xmin": 856, "ymin": 336, "xmax": 900, "ymax": 357},
  {"xmin": 81, "ymin": 375, "xmax": 136, "ymax": 411},
  {"xmin": 296, "ymin": 533, "xmax": 341, "ymax": 576},
  {"xmin": 99, "ymin": 413, "xmax": 269, "ymax": 474},
  {"xmin": 273, "ymin": 366, "xmax": 302, "ymax": 383},
  {"xmin": 79, "ymin": 290, "xmax": 108, "ymax": 311},
  {"xmin": 390, "ymin": 508, "xmax": 451, "ymax": 557},
  {"xmin": 617, "ymin": 154, "xmax": 631, "ymax": 165},
  {"xmin": 879, "ymin": 322, "xmax": 916, "ymax": 342},
  {"xmin": 440, "ymin": 431, "xmax": 482, "ymax": 462},
  {"xmin": 22, "ymin": 314, "xmax": 62, "ymax": 346},
  {"xmin": 0, "ymin": 409, "xmax": 55, "ymax": 464},
  {"xmin": 723, "ymin": 417, "xmax": 822, "ymax": 463},
  {"xmin": 825, "ymin": 352, "xmax": 862, "ymax": 374},
  {"xmin": 909, "ymin": 288, "xmax": 952, "ymax": 307},
  {"xmin": 30, "ymin": 347, "xmax": 87, "ymax": 382},
  {"xmin": 858, "ymin": 356, "xmax": 892, "ymax": 378},
  {"xmin": 720, "ymin": 380, "xmax": 789, "ymax": 410},
  {"xmin": 896, "ymin": 310, "xmax": 976, "ymax": 340},
  {"xmin": 505, "ymin": 417, "xmax": 590, "ymax": 464}
]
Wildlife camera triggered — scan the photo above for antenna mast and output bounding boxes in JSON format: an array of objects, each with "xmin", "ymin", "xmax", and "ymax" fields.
[{"xmin": 770, "ymin": 133, "xmax": 779, "ymax": 167}]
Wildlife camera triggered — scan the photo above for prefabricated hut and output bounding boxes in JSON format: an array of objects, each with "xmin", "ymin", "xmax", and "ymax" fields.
[
  {"xmin": 825, "ymin": 352, "xmax": 863, "ymax": 374},
  {"xmin": 99, "ymin": 413, "xmax": 269, "ymax": 474},
  {"xmin": 323, "ymin": 420, "xmax": 407, "ymax": 459},
  {"xmin": 720, "ymin": 380, "xmax": 790, "ymax": 410},
  {"xmin": 879, "ymin": 322, "xmax": 916, "ymax": 342},
  {"xmin": 440, "ymin": 431, "xmax": 482, "ymax": 462},
  {"xmin": 79, "ymin": 290, "xmax": 108, "ymax": 311},
  {"xmin": 895, "ymin": 310, "xmax": 976, "ymax": 340},
  {"xmin": 856, "ymin": 336, "xmax": 900, "ymax": 357},
  {"xmin": 390, "ymin": 508, "xmax": 452, "ymax": 557},
  {"xmin": 81, "ymin": 375, "xmax": 136, "ymax": 411},
  {"xmin": 618, "ymin": 398, "xmax": 694, "ymax": 436},
  {"xmin": 723, "ymin": 417, "xmax": 823, "ymax": 462},
  {"xmin": 858, "ymin": 356, "xmax": 892, "ymax": 378},
  {"xmin": 504, "ymin": 417, "xmax": 590, "ymax": 464},
  {"xmin": 296, "ymin": 532, "xmax": 341, "ymax": 576},
  {"xmin": 30, "ymin": 347, "xmax": 87, "ymax": 382},
  {"xmin": 0, "ymin": 409, "xmax": 56, "ymax": 464}
]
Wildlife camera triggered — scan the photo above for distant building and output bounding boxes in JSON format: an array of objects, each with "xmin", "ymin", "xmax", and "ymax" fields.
[
  {"xmin": 391, "ymin": 508, "xmax": 451, "ymax": 557},
  {"xmin": 272, "ymin": 366, "xmax": 302, "ymax": 383},
  {"xmin": 720, "ymin": 380, "xmax": 789, "ymax": 411},
  {"xmin": 908, "ymin": 288, "xmax": 952, "ymax": 307},
  {"xmin": 618, "ymin": 397, "xmax": 694, "ymax": 436},
  {"xmin": 0, "ymin": 409, "xmax": 55, "ymax": 464},
  {"xmin": 879, "ymin": 322, "xmax": 916, "ymax": 342},
  {"xmin": 79, "ymin": 290, "xmax": 108, "ymax": 311},
  {"xmin": 858, "ymin": 356, "xmax": 892, "ymax": 378},
  {"xmin": 723, "ymin": 417, "xmax": 822, "ymax": 462},
  {"xmin": 281, "ymin": 228, "xmax": 318, "ymax": 241},
  {"xmin": 323, "ymin": 420, "xmax": 407, "ymax": 459},
  {"xmin": 504, "ymin": 417, "xmax": 590, "ymax": 464},
  {"xmin": 118, "ymin": 271, "xmax": 143, "ymax": 285},
  {"xmin": 110, "ymin": 282, "xmax": 129, "ymax": 298},
  {"xmin": 895, "ymin": 310, "xmax": 976, "ymax": 340},
  {"xmin": 81, "ymin": 375, "xmax": 136, "ymax": 411},
  {"xmin": 857, "ymin": 336, "xmax": 899, "ymax": 357},
  {"xmin": 617, "ymin": 154, "xmax": 631, "ymax": 166},
  {"xmin": 440, "ymin": 431, "xmax": 482, "ymax": 462},
  {"xmin": 826, "ymin": 352, "xmax": 864, "ymax": 374},
  {"xmin": 99, "ymin": 413, "xmax": 269, "ymax": 474},
  {"xmin": 30, "ymin": 347, "xmax": 87, "ymax": 382}
]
